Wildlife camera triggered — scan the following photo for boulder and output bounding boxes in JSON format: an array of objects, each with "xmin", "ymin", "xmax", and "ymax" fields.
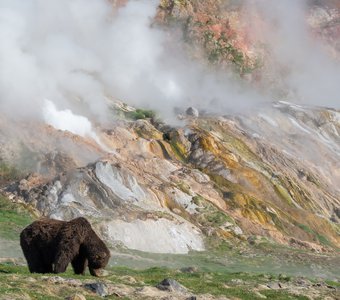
[
  {"xmin": 156, "ymin": 278, "xmax": 188, "ymax": 293},
  {"xmin": 84, "ymin": 282, "xmax": 109, "ymax": 297},
  {"xmin": 186, "ymin": 107, "xmax": 199, "ymax": 117}
]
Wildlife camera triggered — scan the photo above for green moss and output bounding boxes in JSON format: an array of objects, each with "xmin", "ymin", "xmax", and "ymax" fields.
[
  {"xmin": 192, "ymin": 195, "xmax": 204, "ymax": 206},
  {"xmin": 125, "ymin": 108, "xmax": 156, "ymax": 120},
  {"xmin": 205, "ymin": 211, "xmax": 231, "ymax": 227},
  {"xmin": 170, "ymin": 141, "xmax": 188, "ymax": 162}
]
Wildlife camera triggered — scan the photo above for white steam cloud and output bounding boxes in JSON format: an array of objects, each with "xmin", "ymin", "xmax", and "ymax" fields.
[
  {"xmin": 246, "ymin": 0, "xmax": 340, "ymax": 107},
  {"xmin": 43, "ymin": 99, "xmax": 114, "ymax": 153},
  {"xmin": 0, "ymin": 0, "xmax": 262, "ymax": 126},
  {"xmin": 43, "ymin": 99, "xmax": 97, "ymax": 139},
  {"xmin": 0, "ymin": 0, "xmax": 339, "ymax": 129}
]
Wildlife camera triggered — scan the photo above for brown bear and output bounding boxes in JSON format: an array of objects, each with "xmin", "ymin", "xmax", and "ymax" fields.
[{"xmin": 20, "ymin": 217, "xmax": 110, "ymax": 276}]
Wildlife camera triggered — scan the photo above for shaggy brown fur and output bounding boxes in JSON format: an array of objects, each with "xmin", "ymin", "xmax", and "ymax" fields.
[{"xmin": 20, "ymin": 217, "xmax": 110, "ymax": 276}]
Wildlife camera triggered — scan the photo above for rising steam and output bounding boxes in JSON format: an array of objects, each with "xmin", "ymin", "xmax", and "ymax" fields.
[
  {"xmin": 0, "ymin": 0, "xmax": 339, "ymax": 130},
  {"xmin": 42, "ymin": 99, "xmax": 98, "ymax": 139},
  {"xmin": 245, "ymin": 0, "xmax": 340, "ymax": 107}
]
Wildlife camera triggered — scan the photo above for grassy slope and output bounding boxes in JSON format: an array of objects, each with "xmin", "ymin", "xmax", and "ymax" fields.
[{"xmin": 0, "ymin": 195, "xmax": 33, "ymax": 241}]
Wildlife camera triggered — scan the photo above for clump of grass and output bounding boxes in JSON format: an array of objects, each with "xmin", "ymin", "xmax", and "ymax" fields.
[{"xmin": 125, "ymin": 108, "xmax": 156, "ymax": 120}]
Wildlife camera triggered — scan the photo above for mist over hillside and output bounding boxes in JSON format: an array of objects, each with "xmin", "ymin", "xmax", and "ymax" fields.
[{"xmin": 1, "ymin": 0, "xmax": 339, "ymax": 127}]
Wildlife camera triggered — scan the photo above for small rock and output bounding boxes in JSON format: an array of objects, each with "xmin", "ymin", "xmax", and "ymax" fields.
[
  {"xmin": 121, "ymin": 275, "xmax": 137, "ymax": 284},
  {"xmin": 267, "ymin": 282, "xmax": 283, "ymax": 289},
  {"xmin": 186, "ymin": 107, "xmax": 199, "ymax": 117},
  {"xmin": 231, "ymin": 279, "xmax": 244, "ymax": 285},
  {"xmin": 84, "ymin": 282, "xmax": 109, "ymax": 297},
  {"xmin": 186, "ymin": 296, "xmax": 197, "ymax": 300},
  {"xmin": 180, "ymin": 266, "xmax": 198, "ymax": 273},
  {"xmin": 65, "ymin": 294, "xmax": 86, "ymax": 300},
  {"xmin": 156, "ymin": 278, "xmax": 187, "ymax": 293}
]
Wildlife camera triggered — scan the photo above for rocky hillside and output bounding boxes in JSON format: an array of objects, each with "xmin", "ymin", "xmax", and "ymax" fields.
[{"xmin": 1, "ymin": 99, "xmax": 339, "ymax": 255}]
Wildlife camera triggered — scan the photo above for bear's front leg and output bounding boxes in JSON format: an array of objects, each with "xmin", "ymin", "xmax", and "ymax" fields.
[
  {"xmin": 53, "ymin": 240, "xmax": 80, "ymax": 274},
  {"xmin": 54, "ymin": 252, "xmax": 72, "ymax": 274},
  {"xmin": 71, "ymin": 249, "xmax": 88, "ymax": 275}
]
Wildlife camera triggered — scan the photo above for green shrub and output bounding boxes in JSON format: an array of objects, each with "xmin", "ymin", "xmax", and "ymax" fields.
[{"xmin": 125, "ymin": 108, "xmax": 156, "ymax": 120}]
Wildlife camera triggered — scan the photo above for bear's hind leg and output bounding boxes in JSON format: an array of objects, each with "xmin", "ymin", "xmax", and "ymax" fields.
[
  {"xmin": 21, "ymin": 242, "xmax": 46, "ymax": 273},
  {"xmin": 27, "ymin": 253, "xmax": 48, "ymax": 273}
]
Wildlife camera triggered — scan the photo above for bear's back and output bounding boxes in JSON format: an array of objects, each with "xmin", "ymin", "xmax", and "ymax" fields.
[{"xmin": 21, "ymin": 218, "xmax": 65, "ymax": 245}]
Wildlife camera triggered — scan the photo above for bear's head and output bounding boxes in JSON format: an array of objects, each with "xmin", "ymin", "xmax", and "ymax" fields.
[{"xmin": 86, "ymin": 238, "xmax": 111, "ymax": 277}]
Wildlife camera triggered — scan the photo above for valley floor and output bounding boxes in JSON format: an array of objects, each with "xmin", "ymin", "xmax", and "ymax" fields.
[
  {"xmin": 0, "ymin": 243, "xmax": 339, "ymax": 300},
  {"xmin": 0, "ymin": 262, "xmax": 339, "ymax": 300}
]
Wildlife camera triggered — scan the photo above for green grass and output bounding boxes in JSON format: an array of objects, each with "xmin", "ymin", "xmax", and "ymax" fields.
[
  {"xmin": 0, "ymin": 262, "xmax": 338, "ymax": 300},
  {"xmin": 261, "ymin": 290, "xmax": 309, "ymax": 300},
  {"xmin": 125, "ymin": 108, "xmax": 156, "ymax": 120},
  {"xmin": 0, "ymin": 195, "xmax": 34, "ymax": 240}
]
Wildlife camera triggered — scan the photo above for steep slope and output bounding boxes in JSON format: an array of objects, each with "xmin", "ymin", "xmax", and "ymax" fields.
[{"xmin": 1, "ymin": 101, "xmax": 339, "ymax": 254}]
